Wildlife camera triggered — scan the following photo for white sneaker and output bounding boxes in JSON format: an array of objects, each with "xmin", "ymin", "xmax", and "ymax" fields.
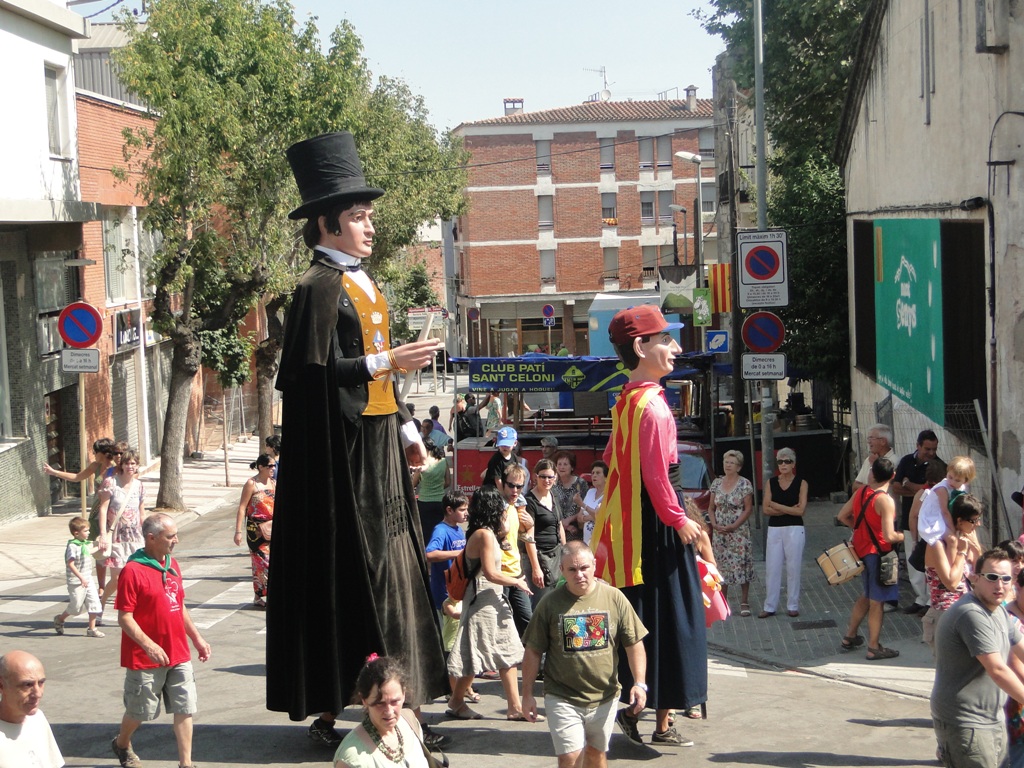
[{"xmin": 87, "ymin": 627, "xmax": 105, "ymax": 638}]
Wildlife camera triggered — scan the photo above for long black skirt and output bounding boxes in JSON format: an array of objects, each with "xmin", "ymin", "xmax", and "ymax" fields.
[
  {"xmin": 267, "ymin": 391, "xmax": 445, "ymax": 718},
  {"xmin": 617, "ymin": 464, "xmax": 709, "ymax": 711}
]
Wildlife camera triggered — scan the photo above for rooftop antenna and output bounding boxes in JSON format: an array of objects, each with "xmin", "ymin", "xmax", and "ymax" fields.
[{"xmin": 584, "ymin": 66, "xmax": 613, "ymax": 102}]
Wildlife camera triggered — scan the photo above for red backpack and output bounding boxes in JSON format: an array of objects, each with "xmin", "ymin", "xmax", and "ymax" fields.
[{"xmin": 444, "ymin": 551, "xmax": 471, "ymax": 601}]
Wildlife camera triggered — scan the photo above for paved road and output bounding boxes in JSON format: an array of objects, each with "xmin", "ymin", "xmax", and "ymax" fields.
[{"xmin": 3, "ymin": 498, "xmax": 941, "ymax": 768}]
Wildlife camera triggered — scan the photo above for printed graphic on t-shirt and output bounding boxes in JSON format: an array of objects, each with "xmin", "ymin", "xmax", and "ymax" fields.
[
  {"xmin": 165, "ymin": 579, "xmax": 181, "ymax": 612},
  {"xmin": 561, "ymin": 611, "xmax": 610, "ymax": 652}
]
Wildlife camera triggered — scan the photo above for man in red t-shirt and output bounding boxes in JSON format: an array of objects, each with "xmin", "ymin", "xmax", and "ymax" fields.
[{"xmin": 112, "ymin": 513, "xmax": 211, "ymax": 768}]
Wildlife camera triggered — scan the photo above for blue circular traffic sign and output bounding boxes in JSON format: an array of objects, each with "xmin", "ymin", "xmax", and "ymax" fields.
[
  {"xmin": 744, "ymin": 245, "xmax": 781, "ymax": 281},
  {"xmin": 57, "ymin": 302, "xmax": 103, "ymax": 349},
  {"xmin": 741, "ymin": 311, "xmax": 785, "ymax": 353},
  {"xmin": 541, "ymin": 304, "xmax": 555, "ymax": 318}
]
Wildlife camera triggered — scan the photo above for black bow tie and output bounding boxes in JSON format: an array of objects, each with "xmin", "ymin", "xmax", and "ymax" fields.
[{"xmin": 343, "ymin": 263, "xmax": 362, "ymax": 272}]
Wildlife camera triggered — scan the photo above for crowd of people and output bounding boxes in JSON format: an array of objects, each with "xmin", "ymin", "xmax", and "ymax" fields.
[{"xmin": 18, "ymin": 130, "xmax": 1024, "ymax": 768}]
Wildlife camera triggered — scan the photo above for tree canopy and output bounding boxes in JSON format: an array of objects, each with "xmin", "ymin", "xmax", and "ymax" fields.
[
  {"xmin": 113, "ymin": 0, "xmax": 466, "ymax": 507},
  {"xmin": 697, "ymin": 0, "xmax": 871, "ymax": 403}
]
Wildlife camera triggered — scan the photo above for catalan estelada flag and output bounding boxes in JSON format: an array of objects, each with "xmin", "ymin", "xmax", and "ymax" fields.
[{"xmin": 709, "ymin": 264, "xmax": 732, "ymax": 313}]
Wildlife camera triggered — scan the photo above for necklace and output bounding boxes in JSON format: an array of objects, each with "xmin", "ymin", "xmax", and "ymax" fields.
[{"xmin": 362, "ymin": 713, "xmax": 405, "ymax": 764}]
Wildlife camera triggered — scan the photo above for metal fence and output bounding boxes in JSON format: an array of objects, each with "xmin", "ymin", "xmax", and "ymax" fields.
[{"xmin": 194, "ymin": 387, "xmax": 280, "ymax": 454}]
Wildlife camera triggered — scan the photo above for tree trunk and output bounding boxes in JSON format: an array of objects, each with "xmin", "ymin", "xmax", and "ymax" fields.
[
  {"xmin": 255, "ymin": 296, "xmax": 286, "ymax": 445},
  {"xmin": 155, "ymin": 333, "xmax": 202, "ymax": 511}
]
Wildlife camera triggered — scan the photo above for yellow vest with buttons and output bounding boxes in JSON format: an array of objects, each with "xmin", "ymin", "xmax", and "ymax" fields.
[{"xmin": 344, "ymin": 276, "xmax": 398, "ymax": 416}]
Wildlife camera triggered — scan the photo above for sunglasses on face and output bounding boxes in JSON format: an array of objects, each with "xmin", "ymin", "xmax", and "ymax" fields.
[
  {"xmin": 978, "ymin": 573, "xmax": 1014, "ymax": 583},
  {"xmin": 505, "ymin": 482, "xmax": 524, "ymax": 489},
  {"xmin": 776, "ymin": 459, "xmax": 794, "ymax": 465},
  {"xmin": 537, "ymin": 475, "xmax": 556, "ymax": 480}
]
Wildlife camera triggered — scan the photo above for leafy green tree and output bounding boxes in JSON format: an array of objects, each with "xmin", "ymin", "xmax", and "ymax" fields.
[
  {"xmin": 380, "ymin": 258, "xmax": 442, "ymax": 343},
  {"xmin": 115, "ymin": 0, "xmax": 465, "ymax": 508},
  {"xmin": 769, "ymin": 153, "xmax": 849, "ymax": 399},
  {"xmin": 697, "ymin": 0, "xmax": 868, "ymax": 403}
]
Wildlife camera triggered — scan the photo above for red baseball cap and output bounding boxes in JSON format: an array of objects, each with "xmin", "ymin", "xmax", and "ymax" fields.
[{"xmin": 608, "ymin": 305, "xmax": 684, "ymax": 345}]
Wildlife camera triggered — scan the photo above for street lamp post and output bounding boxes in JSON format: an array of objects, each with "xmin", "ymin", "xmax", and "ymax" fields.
[
  {"xmin": 668, "ymin": 204, "xmax": 687, "ymax": 265},
  {"xmin": 674, "ymin": 151, "xmax": 703, "ymax": 287}
]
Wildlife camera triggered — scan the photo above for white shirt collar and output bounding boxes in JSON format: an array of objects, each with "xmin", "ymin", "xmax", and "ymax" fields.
[{"xmin": 314, "ymin": 246, "xmax": 364, "ymax": 270}]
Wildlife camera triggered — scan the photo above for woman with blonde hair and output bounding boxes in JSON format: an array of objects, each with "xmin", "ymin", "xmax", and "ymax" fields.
[
  {"xmin": 760, "ymin": 447, "xmax": 808, "ymax": 618},
  {"xmin": 709, "ymin": 450, "xmax": 755, "ymax": 617}
]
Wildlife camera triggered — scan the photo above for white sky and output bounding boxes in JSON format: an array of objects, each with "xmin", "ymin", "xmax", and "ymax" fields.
[{"xmin": 81, "ymin": 0, "xmax": 727, "ymax": 132}]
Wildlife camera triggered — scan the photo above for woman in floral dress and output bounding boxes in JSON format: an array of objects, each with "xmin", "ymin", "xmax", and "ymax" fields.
[
  {"xmin": 234, "ymin": 453, "xmax": 276, "ymax": 607},
  {"xmin": 96, "ymin": 448, "xmax": 145, "ymax": 617},
  {"xmin": 708, "ymin": 450, "xmax": 755, "ymax": 616},
  {"xmin": 551, "ymin": 450, "xmax": 589, "ymax": 542}
]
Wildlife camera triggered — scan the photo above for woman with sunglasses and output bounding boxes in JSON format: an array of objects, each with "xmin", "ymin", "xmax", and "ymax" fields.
[
  {"xmin": 922, "ymin": 494, "xmax": 983, "ymax": 652},
  {"xmin": 525, "ymin": 458, "xmax": 566, "ymax": 606},
  {"xmin": 759, "ymin": 447, "xmax": 808, "ymax": 619}
]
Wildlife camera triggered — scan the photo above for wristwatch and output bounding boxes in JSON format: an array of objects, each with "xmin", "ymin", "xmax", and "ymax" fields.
[{"xmin": 635, "ymin": 682, "xmax": 648, "ymax": 692}]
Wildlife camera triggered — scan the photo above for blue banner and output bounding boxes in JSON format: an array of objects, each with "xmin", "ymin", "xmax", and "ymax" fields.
[{"xmin": 460, "ymin": 356, "xmax": 630, "ymax": 393}]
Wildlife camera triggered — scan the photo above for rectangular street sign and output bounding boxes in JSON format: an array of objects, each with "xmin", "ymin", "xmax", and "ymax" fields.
[
  {"xmin": 61, "ymin": 348, "xmax": 100, "ymax": 373},
  {"xmin": 738, "ymin": 229, "xmax": 789, "ymax": 309},
  {"xmin": 406, "ymin": 306, "xmax": 445, "ymax": 330},
  {"xmin": 542, "ymin": 317, "xmax": 556, "ymax": 327},
  {"xmin": 741, "ymin": 352, "xmax": 786, "ymax": 380}
]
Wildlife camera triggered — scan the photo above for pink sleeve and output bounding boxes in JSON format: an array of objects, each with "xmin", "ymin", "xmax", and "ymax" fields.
[{"xmin": 637, "ymin": 403, "xmax": 689, "ymax": 530}]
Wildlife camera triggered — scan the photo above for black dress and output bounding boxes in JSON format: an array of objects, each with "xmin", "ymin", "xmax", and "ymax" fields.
[
  {"xmin": 266, "ymin": 253, "xmax": 445, "ymax": 719},
  {"xmin": 617, "ymin": 463, "xmax": 708, "ymax": 713}
]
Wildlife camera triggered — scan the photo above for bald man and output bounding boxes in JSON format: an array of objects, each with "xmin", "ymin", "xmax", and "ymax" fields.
[{"xmin": 0, "ymin": 651, "xmax": 64, "ymax": 768}]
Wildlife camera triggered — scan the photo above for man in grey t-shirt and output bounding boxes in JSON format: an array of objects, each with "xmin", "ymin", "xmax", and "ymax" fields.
[{"xmin": 931, "ymin": 547, "xmax": 1024, "ymax": 767}]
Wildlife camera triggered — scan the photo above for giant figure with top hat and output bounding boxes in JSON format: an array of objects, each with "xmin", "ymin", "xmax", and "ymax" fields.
[{"xmin": 267, "ymin": 132, "xmax": 446, "ymax": 740}]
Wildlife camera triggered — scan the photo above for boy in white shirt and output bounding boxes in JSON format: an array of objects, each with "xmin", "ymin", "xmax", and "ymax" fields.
[{"xmin": 53, "ymin": 517, "xmax": 104, "ymax": 638}]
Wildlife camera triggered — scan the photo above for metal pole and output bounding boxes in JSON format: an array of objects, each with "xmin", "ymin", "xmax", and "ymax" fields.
[
  {"xmin": 754, "ymin": 0, "xmax": 768, "ymax": 231},
  {"xmin": 672, "ymin": 221, "xmax": 679, "ymax": 266},
  {"xmin": 695, "ymin": 163, "xmax": 704, "ymax": 287},
  {"xmin": 78, "ymin": 372, "xmax": 87, "ymax": 518}
]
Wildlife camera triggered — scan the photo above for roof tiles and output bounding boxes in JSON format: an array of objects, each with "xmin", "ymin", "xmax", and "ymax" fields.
[{"xmin": 462, "ymin": 99, "xmax": 712, "ymax": 127}]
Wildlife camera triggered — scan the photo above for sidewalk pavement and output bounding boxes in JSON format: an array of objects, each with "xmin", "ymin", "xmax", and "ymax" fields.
[{"xmin": 0, "ymin": 374, "xmax": 938, "ymax": 704}]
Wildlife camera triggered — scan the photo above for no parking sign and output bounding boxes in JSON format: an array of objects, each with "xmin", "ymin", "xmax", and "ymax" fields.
[{"xmin": 738, "ymin": 230, "xmax": 789, "ymax": 309}]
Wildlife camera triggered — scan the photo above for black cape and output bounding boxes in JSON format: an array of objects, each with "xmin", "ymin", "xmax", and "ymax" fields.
[{"xmin": 266, "ymin": 254, "xmax": 446, "ymax": 719}]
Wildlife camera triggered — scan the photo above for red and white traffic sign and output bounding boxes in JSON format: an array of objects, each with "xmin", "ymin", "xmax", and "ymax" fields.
[
  {"xmin": 57, "ymin": 302, "xmax": 103, "ymax": 349},
  {"xmin": 741, "ymin": 311, "xmax": 786, "ymax": 354},
  {"xmin": 738, "ymin": 230, "xmax": 789, "ymax": 309}
]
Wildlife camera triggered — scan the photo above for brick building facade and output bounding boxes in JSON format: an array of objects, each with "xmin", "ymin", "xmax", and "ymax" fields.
[{"xmin": 453, "ymin": 94, "xmax": 715, "ymax": 357}]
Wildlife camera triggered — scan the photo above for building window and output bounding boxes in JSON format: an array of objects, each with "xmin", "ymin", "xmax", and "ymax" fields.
[
  {"xmin": 536, "ymin": 140, "xmax": 551, "ymax": 174},
  {"xmin": 659, "ymin": 244, "xmax": 675, "ymax": 266},
  {"xmin": 640, "ymin": 192, "xmax": 655, "ymax": 224},
  {"xmin": 638, "ymin": 137, "xmax": 654, "ymax": 170},
  {"xmin": 657, "ymin": 190, "xmax": 674, "ymax": 222},
  {"xmin": 103, "ymin": 209, "xmax": 147, "ymax": 304},
  {"xmin": 699, "ymin": 128, "xmax": 715, "ymax": 160},
  {"xmin": 656, "ymin": 135, "xmax": 673, "ymax": 168},
  {"xmin": 603, "ymin": 247, "xmax": 619, "ymax": 277},
  {"xmin": 601, "ymin": 193, "xmax": 617, "ymax": 225},
  {"xmin": 599, "ymin": 138, "xmax": 615, "ymax": 170},
  {"xmin": 701, "ymin": 182, "xmax": 716, "ymax": 214},
  {"xmin": 642, "ymin": 246, "xmax": 658, "ymax": 271},
  {"xmin": 540, "ymin": 249, "xmax": 556, "ymax": 281},
  {"xmin": 538, "ymin": 196, "xmax": 554, "ymax": 230},
  {"xmin": 34, "ymin": 254, "xmax": 77, "ymax": 357},
  {"xmin": 44, "ymin": 65, "xmax": 68, "ymax": 157}
]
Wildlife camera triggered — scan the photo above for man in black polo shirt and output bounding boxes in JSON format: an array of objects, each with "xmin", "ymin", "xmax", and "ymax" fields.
[{"xmin": 892, "ymin": 429, "xmax": 940, "ymax": 615}]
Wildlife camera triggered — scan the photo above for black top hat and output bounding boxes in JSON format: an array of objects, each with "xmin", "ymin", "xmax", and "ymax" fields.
[
  {"xmin": 286, "ymin": 132, "xmax": 384, "ymax": 220},
  {"xmin": 1013, "ymin": 487, "xmax": 1024, "ymax": 509}
]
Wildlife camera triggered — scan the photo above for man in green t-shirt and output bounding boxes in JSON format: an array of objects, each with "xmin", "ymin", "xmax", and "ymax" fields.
[{"xmin": 521, "ymin": 542, "xmax": 648, "ymax": 767}]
